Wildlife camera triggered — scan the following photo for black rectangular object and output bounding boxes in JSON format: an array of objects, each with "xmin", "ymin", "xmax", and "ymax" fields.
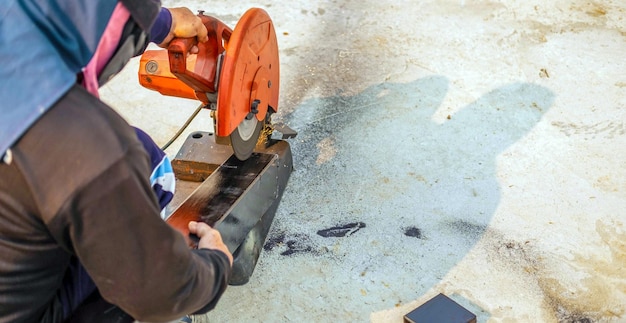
[
  {"xmin": 404, "ymin": 293, "xmax": 476, "ymax": 323},
  {"xmin": 169, "ymin": 152, "xmax": 276, "ymax": 251},
  {"xmin": 166, "ymin": 137, "xmax": 294, "ymax": 285}
]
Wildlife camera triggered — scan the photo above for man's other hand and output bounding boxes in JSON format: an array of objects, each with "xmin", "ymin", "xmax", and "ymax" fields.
[{"xmin": 188, "ymin": 221, "xmax": 233, "ymax": 266}]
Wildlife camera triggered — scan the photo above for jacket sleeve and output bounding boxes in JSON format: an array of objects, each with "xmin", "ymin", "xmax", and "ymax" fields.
[
  {"xmin": 120, "ymin": 0, "xmax": 161, "ymax": 32},
  {"xmin": 148, "ymin": 7, "xmax": 172, "ymax": 44},
  {"xmin": 50, "ymin": 137, "xmax": 231, "ymax": 322}
]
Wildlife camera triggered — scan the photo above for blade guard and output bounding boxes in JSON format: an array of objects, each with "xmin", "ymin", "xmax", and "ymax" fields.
[{"xmin": 216, "ymin": 8, "xmax": 280, "ymax": 137}]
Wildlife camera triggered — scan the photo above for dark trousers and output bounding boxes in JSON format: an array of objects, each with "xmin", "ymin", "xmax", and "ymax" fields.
[{"xmin": 59, "ymin": 258, "xmax": 132, "ymax": 323}]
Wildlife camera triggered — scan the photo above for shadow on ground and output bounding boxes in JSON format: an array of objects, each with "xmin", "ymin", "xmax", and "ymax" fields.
[{"xmin": 258, "ymin": 75, "xmax": 554, "ymax": 319}]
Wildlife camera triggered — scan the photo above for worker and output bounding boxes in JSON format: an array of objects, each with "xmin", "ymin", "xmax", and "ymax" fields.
[{"xmin": 0, "ymin": 1, "xmax": 233, "ymax": 322}]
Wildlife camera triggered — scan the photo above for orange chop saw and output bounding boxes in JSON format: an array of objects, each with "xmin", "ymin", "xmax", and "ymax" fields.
[
  {"xmin": 135, "ymin": 8, "xmax": 296, "ymax": 287},
  {"xmin": 138, "ymin": 8, "xmax": 280, "ymax": 160}
]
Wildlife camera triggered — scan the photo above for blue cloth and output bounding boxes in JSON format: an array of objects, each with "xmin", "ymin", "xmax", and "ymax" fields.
[
  {"xmin": 134, "ymin": 128, "xmax": 175, "ymax": 215},
  {"xmin": 0, "ymin": 0, "xmax": 117, "ymax": 155}
]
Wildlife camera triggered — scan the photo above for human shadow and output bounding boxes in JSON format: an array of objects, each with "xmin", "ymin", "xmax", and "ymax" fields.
[{"xmin": 263, "ymin": 76, "xmax": 554, "ymax": 317}]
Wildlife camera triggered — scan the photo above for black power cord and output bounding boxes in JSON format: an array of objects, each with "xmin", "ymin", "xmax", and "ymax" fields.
[{"xmin": 160, "ymin": 103, "xmax": 205, "ymax": 151}]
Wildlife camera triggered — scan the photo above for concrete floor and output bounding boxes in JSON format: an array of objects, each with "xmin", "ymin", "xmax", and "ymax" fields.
[{"xmin": 100, "ymin": 0, "xmax": 626, "ymax": 322}]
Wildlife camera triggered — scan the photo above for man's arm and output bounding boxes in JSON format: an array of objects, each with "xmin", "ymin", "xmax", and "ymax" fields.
[
  {"xmin": 187, "ymin": 221, "xmax": 234, "ymax": 314},
  {"xmin": 39, "ymin": 86, "xmax": 232, "ymax": 321},
  {"xmin": 66, "ymin": 144, "xmax": 231, "ymax": 321}
]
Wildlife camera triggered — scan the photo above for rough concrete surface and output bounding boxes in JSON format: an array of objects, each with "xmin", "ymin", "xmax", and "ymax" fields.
[{"xmin": 100, "ymin": 0, "xmax": 626, "ymax": 322}]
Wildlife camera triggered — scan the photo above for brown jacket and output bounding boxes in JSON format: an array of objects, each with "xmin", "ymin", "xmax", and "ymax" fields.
[{"xmin": 0, "ymin": 86, "xmax": 230, "ymax": 322}]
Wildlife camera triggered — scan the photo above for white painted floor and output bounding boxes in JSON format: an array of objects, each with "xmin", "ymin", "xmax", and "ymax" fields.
[{"xmin": 100, "ymin": 0, "xmax": 626, "ymax": 322}]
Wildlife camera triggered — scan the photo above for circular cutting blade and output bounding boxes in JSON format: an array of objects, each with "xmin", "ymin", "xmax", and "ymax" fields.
[{"xmin": 230, "ymin": 117, "xmax": 262, "ymax": 160}]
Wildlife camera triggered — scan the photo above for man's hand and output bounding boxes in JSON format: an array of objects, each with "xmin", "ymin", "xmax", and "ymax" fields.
[
  {"xmin": 158, "ymin": 7, "xmax": 209, "ymax": 53},
  {"xmin": 188, "ymin": 221, "xmax": 233, "ymax": 266}
]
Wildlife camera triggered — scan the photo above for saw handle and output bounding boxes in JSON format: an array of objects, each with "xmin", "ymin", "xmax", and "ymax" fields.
[
  {"xmin": 168, "ymin": 38, "xmax": 214, "ymax": 93},
  {"xmin": 167, "ymin": 14, "xmax": 233, "ymax": 103}
]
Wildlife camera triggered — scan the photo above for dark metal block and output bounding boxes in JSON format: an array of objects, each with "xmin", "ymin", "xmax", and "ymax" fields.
[
  {"xmin": 404, "ymin": 293, "xmax": 476, "ymax": 323},
  {"xmin": 167, "ymin": 134, "xmax": 293, "ymax": 285}
]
